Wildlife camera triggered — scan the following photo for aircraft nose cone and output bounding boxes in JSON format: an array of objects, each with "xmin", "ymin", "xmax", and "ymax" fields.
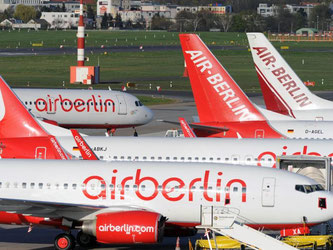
[{"xmin": 144, "ymin": 106, "xmax": 154, "ymax": 123}]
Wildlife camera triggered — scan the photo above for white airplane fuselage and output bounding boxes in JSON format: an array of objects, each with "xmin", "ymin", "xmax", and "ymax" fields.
[
  {"xmin": 0, "ymin": 159, "xmax": 331, "ymax": 229},
  {"xmin": 57, "ymin": 136, "xmax": 333, "ymax": 167},
  {"xmin": 13, "ymin": 88, "xmax": 153, "ymax": 129}
]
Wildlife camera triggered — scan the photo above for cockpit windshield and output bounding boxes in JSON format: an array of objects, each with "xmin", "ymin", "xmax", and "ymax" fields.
[
  {"xmin": 295, "ymin": 184, "xmax": 324, "ymax": 193},
  {"xmin": 135, "ymin": 101, "xmax": 143, "ymax": 107}
]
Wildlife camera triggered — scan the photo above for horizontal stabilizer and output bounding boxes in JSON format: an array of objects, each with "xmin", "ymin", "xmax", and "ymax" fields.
[{"xmin": 158, "ymin": 119, "xmax": 229, "ymax": 134}]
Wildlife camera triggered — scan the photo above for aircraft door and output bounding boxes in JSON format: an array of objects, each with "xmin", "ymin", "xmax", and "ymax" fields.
[
  {"xmin": 35, "ymin": 147, "xmax": 47, "ymax": 159},
  {"xmin": 255, "ymin": 129, "xmax": 264, "ymax": 138},
  {"xmin": 47, "ymin": 97, "xmax": 56, "ymax": 114},
  {"xmin": 116, "ymin": 95, "xmax": 127, "ymax": 115},
  {"xmin": 261, "ymin": 177, "xmax": 275, "ymax": 207}
]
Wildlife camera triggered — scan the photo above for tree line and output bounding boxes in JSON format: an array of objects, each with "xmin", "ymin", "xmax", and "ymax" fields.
[{"xmin": 151, "ymin": 3, "xmax": 332, "ymax": 32}]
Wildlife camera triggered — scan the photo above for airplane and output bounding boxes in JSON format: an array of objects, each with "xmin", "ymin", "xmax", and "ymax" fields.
[
  {"xmin": 179, "ymin": 33, "xmax": 333, "ymax": 139},
  {"xmin": 13, "ymin": 87, "xmax": 153, "ymax": 135},
  {"xmin": 247, "ymin": 32, "xmax": 333, "ymax": 121},
  {"xmin": 0, "ymin": 159, "xmax": 331, "ymax": 249},
  {"xmin": 0, "ymin": 76, "xmax": 71, "ymax": 159},
  {"xmin": 2, "ymin": 73, "xmax": 333, "ymax": 184}
]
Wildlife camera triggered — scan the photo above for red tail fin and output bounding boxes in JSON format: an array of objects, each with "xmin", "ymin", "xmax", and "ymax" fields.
[
  {"xmin": 71, "ymin": 129, "xmax": 98, "ymax": 160},
  {"xmin": 179, "ymin": 117, "xmax": 196, "ymax": 137},
  {"xmin": 0, "ymin": 76, "xmax": 48, "ymax": 138},
  {"xmin": 179, "ymin": 34, "xmax": 266, "ymax": 123}
]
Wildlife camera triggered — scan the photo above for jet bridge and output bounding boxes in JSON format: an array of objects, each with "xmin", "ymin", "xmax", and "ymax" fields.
[
  {"xmin": 276, "ymin": 155, "xmax": 332, "ymax": 191},
  {"xmin": 198, "ymin": 206, "xmax": 296, "ymax": 250}
]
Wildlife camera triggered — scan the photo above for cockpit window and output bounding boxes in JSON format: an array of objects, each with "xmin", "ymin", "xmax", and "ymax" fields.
[
  {"xmin": 295, "ymin": 184, "xmax": 324, "ymax": 193},
  {"xmin": 313, "ymin": 184, "xmax": 324, "ymax": 191},
  {"xmin": 295, "ymin": 185, "xmax": 305, "ymax": 193},
  {"xmin": 135, "ymin": 101, "xmax": 143, "ymax": 107}
]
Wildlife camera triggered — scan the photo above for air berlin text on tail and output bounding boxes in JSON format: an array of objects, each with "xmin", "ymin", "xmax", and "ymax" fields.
[
  {"xmin": 185, "ymin": 50, "xmax": 256, "ymax": 121},
  {"xmin": 252, "ymin": 47, "xmax": 312, "ymax": 108},
  {"xmin": 35, "ymin": 95, "xmax": 115, "ymax": 113}
]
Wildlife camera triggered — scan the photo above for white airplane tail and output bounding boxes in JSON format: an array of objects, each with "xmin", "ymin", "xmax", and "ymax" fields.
[{"xmin": 247, "ymin": 33, "xmax": 333, "ymax": 117}]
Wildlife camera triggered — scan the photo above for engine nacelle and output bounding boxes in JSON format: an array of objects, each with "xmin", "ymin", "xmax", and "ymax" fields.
[{"xmin": 82, "ymin": 211, "xmax": 165, "ymax": 244}]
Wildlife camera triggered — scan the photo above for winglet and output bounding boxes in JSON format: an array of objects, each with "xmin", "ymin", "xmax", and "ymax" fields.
[
  {"xmin": 71, "ymin": 129, "xmax": 99, "ymax": 160},
  {"xmin": 179, "ymin": 117, "xmax": 196, "ymax": 137},
  {"xmin": 247, "ymin": 33, "xmax": 333, "ymax": 115},
  {"xmin": 179, "ymin": 34, "xmax": 266, "ymax": 123},
  {"xmin": 0, "ymin": 76, "xmax": 49, "ymax": 138},
  {"xmin": 48, "ymin": 135, "xmax": 70, "ymax": 160}
]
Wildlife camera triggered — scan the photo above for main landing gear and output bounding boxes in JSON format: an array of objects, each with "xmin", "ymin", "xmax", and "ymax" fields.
[
  {"xmin": 54, "ymin": 231, "xmax": 97, "ymax": 250},
  {"xmin": 54, "ymin": 233, "xmax": 75, "ymax": 250},
  {"xmin": 76, "ymin": 230, "xmax": 97, "ymax": 248},
  {"xmin": 106, "ymin": 128, "xmax": 116, "ymax": 136}
]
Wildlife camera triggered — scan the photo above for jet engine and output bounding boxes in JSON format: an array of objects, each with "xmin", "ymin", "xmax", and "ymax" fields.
[{"xmin": 82, "ymin": 211, "xmax": 165, "ymax": 244}]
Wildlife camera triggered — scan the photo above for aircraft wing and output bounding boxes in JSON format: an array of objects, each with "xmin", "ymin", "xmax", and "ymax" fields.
[
  {"xmin": 158, "ymin": 119, "xmax": 229, "ymax": 134},
  {"xmin": 0, "ymin": 198, "xmax": 147, "ymax": 221}
]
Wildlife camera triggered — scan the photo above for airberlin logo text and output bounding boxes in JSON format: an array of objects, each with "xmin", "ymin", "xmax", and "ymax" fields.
[
  {"xmin": 253, "ymin": 47, "xmax": 312, "ymax": 108},
  {"xmin": 50, "ymin": 137, "xmax": 67, "ymax": 160},
  {"xmin": 257, "ymin": 145, "xmax": 333, "ymax": 168},
  {"xmin": 99, "ymin": 224, "xmax": 154, "ymax": 234},
  {"xmin": 73, "ymin": 135, "xmax": 92, "ymax": 158},
  {"xmin": 185, "ymin": 50, "xmax": 256, "ymax": 121},
  {"xmin": 35, "ymin": 95, "xmax": 115, "ymax": 113},
  {"xmin": 82, "ymin": 169, "xmax": 247, "ymax": 205}
]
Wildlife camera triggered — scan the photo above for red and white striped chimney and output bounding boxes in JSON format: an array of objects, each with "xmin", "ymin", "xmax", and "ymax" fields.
[{"xmin": 77, "ymin": 0, "xmax": 85, "ymax": 66}]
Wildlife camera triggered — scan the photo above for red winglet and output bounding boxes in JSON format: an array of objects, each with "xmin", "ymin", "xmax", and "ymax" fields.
[
  {"xmin": 0, "ymin": 76, "xmax": 49, "ymax": 138},
  {"xmin": 48, "ymin": 135, "xmax": 69, "ymax": 160},
  {"xmin": 179, "ymin": 117, "xmax": 196, "ymax": 137},
  {"xmin": 71, "ymin": 129, "xmax": 98, "ymax": 160},
  {"xmin": 179, "ymin": 34, "xmax": 266, "ymax": 123}
]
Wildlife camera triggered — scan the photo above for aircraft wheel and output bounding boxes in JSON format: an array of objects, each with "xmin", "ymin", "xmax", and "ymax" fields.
[
  {"xmin": 54, "ymin": 233, "xmax": 76, "ymax": 250},
  {"xmin": 76, "ymin": 230, "xmax": 96, "ymax": 247}
]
